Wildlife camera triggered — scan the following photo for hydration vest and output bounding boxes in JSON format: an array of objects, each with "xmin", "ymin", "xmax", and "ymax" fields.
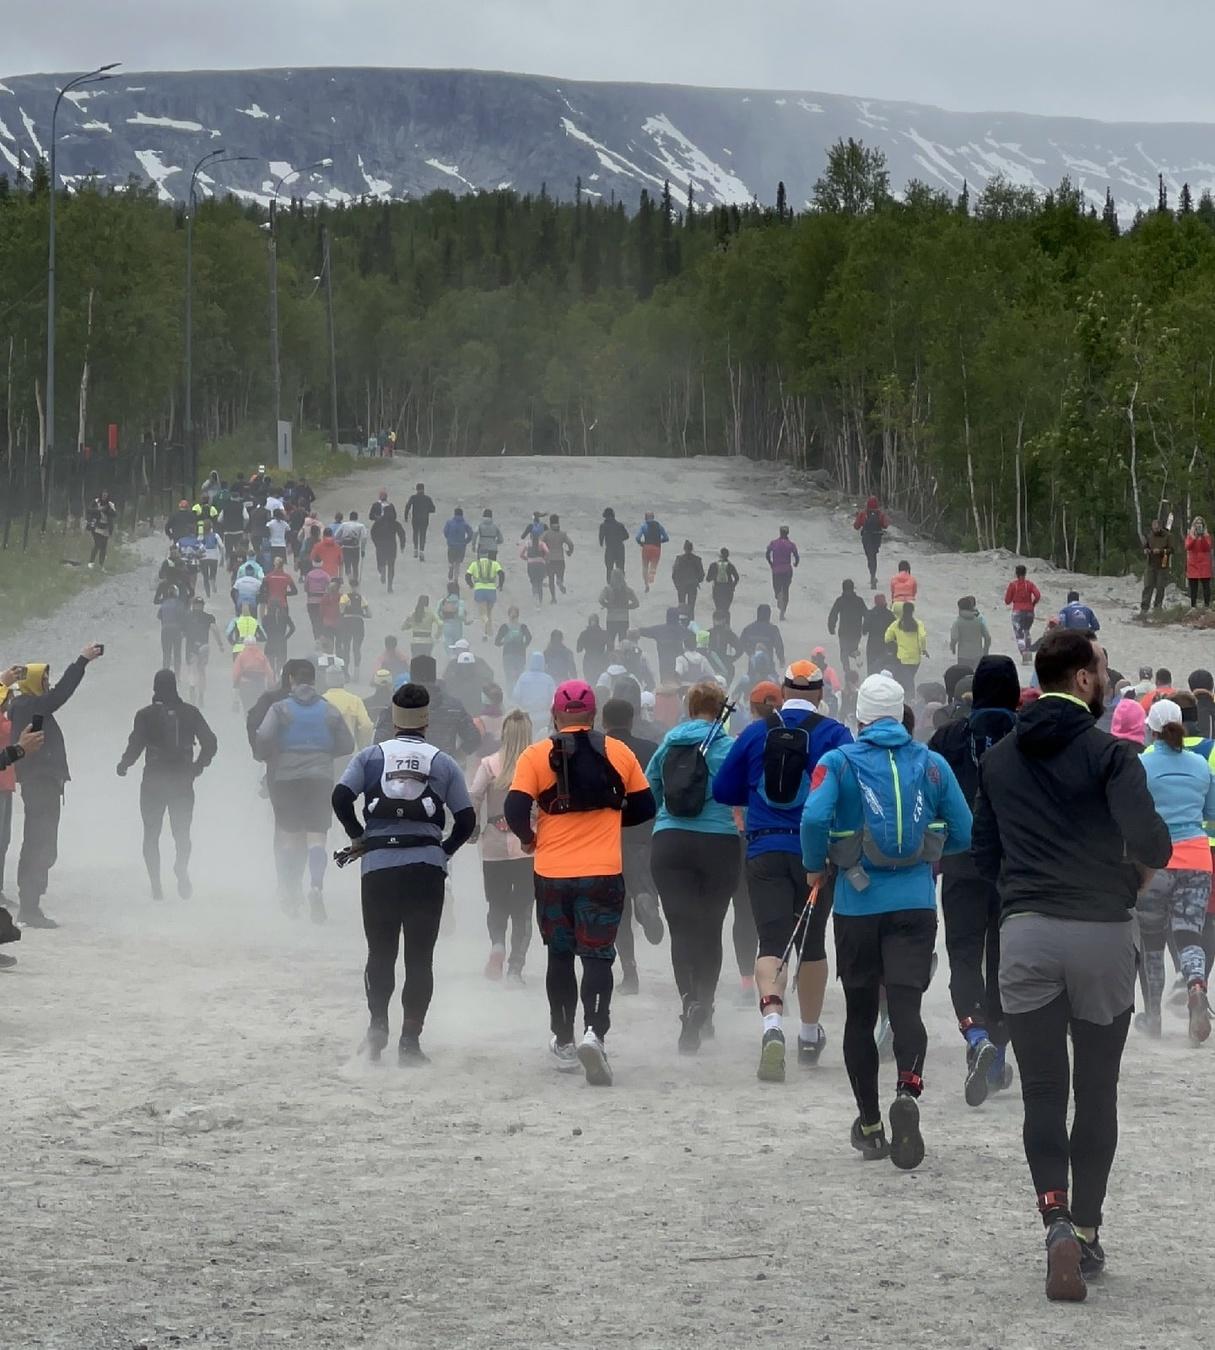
[
  {"xmin": 363, "ymin": 738, "xmax": 446, "ymax": 826},
  {"xmin": 278, "ymin": 696, "xmax": 335, "ymax": 753},
  {"xmin": 538, "ymin": 731, "xmax": 626, "ymax": 815}
]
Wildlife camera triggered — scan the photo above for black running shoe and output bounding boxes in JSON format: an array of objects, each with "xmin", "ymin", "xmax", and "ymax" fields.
[
  {"xmin": 0, "ymin": 906, "xmax": 22, "ymax": 945},
  {"xmin": 1078, "ymin": 1233, "xmax": 1105, "ymax": 1278},
  {"xmin": 0, "ymin": 951, "xmax": 16, "ymax": 969},
  {"xmin": 964, "ymin": 1038, "xmax": 999, "ymax": 1108},
  {"xmin": 678, "ymin": 1000, "xmax": 706, "ymax": 1055},
  {"xmin": 849, "ymin": 1116, "xmax": 890, "ymax": 1161},
  {"xmin": 634, "ymin": 892, "xmax": 665, "ymax": 945},
  {"xmin": 399, "ymin": 1034, "xmax": 429, "ymax": 1067},
  {"xmin": 888, "ymin": 1091, "xmax": 925, "ymax": 1171},
  {"xmin": 363, "ymin": 1020, "xmax": 389, "ymax": 1062},
  {"xmin": 1044, "ymin": 1219, "xmax": 1087, "ymax": 1302},
  {"xmin": 757, "ymin": 1027, "xmax": 786, "ymax": 1083},
  {"xmin": 797, "ymin": 1031, "xmax": 827, "ymax": 1067}
]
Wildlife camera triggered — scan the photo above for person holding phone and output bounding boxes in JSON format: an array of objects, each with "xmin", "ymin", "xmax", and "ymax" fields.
[{"xmin": 4, "ymin": 644, "xmax": 104, "ymax": 928}]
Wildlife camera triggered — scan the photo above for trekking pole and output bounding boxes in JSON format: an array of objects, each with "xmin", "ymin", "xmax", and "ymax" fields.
[{"xmin": 775, "ymin": 879, "xmax": 821, "ymax": 980}]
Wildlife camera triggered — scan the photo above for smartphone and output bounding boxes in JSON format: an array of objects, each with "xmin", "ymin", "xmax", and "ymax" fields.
[
  {"xmin": 95, "ymin": 644, "xmax": 105, "ymax": 656},
  {"xmin": 11, "ymin": 665, "xmax": 26, "ymax": 680},
  {"xmin": 31, "ymin": 715, "xmax": 44, "ymax": 733}
]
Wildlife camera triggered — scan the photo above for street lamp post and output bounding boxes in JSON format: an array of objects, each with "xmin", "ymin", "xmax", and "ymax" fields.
[
  {"xmin": 268, "ymin": 159, "xmax": 332, "ymax": 465},
  {"xmin": 185, "ymin": 149, "xmax": 254, "ymax": 497},
  {"xmin": 322, "ymin": 226, "xmax": 340, "ymax": 457},
  {"xmin": 44, "ymin": 61, "xmax": 119, "ymax": 526}
]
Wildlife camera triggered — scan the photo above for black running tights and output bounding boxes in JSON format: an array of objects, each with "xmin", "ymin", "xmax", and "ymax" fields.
[
  {"xmin": 483, "ymin": 858, "xmax": 534, "ymax": 971},
  {"xmin": 1006, "ymin": 994, "xmax": 1131, "ymax": 1229},
  {"xmin": 650, "ymin": 829, "xmax": 740, "ymax": 1009},
  {"xmin": 843, "ymin": 983, "xmax": 928, "ymax": 1124},
  {"xmin": 547, "ymin": 950, "xmax": 614, "ymax": 1043},
  {"xmin": 361, "ymin": 864, "xmax": 446, "ymax": 1033},
  {"xmin": 941, "ymin": 873, "xmax": 1006, "ymax": 1043}
]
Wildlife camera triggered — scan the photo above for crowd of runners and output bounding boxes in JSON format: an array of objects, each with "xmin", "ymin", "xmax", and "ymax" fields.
[{"xmin": 6, "ymin": 467, "xmax": 1215, "ymax": 1306}]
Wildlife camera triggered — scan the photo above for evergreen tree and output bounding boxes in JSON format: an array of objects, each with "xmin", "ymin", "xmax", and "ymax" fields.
[
  {"xmin": 636, "ymin": 189, "xmax": 656, "ymax": 299},
  {"xmin": 1158, "ymin": 173, "xmax": 1169, "ymax": 214},
  {"xmin": 1198, "ymin": 189, "xmax": 1215, "ymax": 230},
  {"xmin": 1101, "ymin": 187, "xmax": 1120, "ymax": 239},
  {"xmin": 1180, "ymin": 182, "xmax": 1194, "ymax": 215},
  {"xmin": 776, "ymin": 180, "xmax": 788, "ymax": 220},
  {"xmin": 956, "ymin": 179, "xmax": 970, "ymax": 216},
  {"xmin": 660, "ymin": 180, "xmax": 679, "ymax": 278}
]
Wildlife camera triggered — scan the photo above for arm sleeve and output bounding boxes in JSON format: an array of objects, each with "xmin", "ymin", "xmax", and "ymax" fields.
[
  {"xmin": 970, "ymin": 770, "xmax": 1003, "ymax": 882},
  {"xmin": 711, "ymin": 729, "xmax": 752, "ymax": 806},
  {"xmin": 117, "ymin": 711, "xmax": 148, "ymax": 773},
  {"xmin": 192, "ymin": 710, "xmax": 219, "ymax": 771},
  {"xmin": 622, "ymin": 787, "xmax": 656, "ymax": 828},
  {"xmin": 800, "ymin": 755, "xmax": 840, "ymax": 872},
  {"xmin": 254, "ymin": 702, "xmax": 280, "ymax": 757},
  {"xmin": 331, "ymin": 782, "xmax": 363, "ymax": 838},
  {"xmin": 772, "ymin": 629, "xmax": 785, "ymax": 665},
  {"xmin": 1003, "ymin": 582, "xmax": 1013, "ymax": 604},
  {"xmin": 458, "ymin": 713, "xmax": 483, "ymax": 758},
  {"xmin": 933, "ymin": 756, "xmax": 973, "ymax": 855},
  {"xmin": 443, "ymin": 806, "xmax": 477, "ymax": 856},
  {"xmin": 504, "ymin": 789, "xmax": 536, "ymax": 846},
  {"xmin": 1105, "ymin": 744, "xmax": 1173, "ymax": 868},
  {"xmin": 42, "ymin": 657, "xmax": 87, "ymax": 714}
]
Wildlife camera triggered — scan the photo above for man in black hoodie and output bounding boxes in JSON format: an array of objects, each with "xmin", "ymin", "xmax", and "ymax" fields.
[
  {"xmin": 827, "ymin": 580, "xmax": 869, "ymax": 672},
  {"xmin": 638, "ymin": 608, "xmax": 689, "ymax": 684},
  {"xmin": 861, "ymin": 595, "xmax": 893, "ymax": 676},
  {"xmin": 6, "ymin": 644, "xmax": 104, "ymax": 927},
  {"xmin": 929, "ymin": 656, "xmax": 1020, "ymax": 1107},
  {"xmin": 374, "ymin": 655, "xmax": 482, "ymax": 766},
  {"xmin": 972, "ymin": 629, "xmax": 1170, "ymax": 1303},
  {"xmin": 117, "ymin": 670, "xmax": 218, "ymax": 901}
]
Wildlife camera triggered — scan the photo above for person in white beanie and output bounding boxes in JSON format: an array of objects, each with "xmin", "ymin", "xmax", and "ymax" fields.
[{"xmin": 801, "ymin": 672, "xmax": 972, "ymax": 1171}]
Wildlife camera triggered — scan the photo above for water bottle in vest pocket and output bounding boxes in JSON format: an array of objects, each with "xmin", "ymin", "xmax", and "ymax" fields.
[{"xmin": 366, "ymin": 739, "xmax": 446, "ymax": 823}]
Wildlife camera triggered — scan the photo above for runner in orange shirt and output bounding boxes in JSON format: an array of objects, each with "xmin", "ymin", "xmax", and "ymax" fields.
[{"xmin": 505, "ymin": 680, "xmax": 655, "ymax": 1085}]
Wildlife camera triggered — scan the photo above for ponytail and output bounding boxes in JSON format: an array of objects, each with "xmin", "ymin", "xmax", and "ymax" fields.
[{"xmin": 1160, "ymin": 722, "xmax": 1185, "ymax": 751}]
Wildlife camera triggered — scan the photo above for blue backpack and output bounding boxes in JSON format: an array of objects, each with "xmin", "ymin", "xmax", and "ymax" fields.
[{"xmin": 827, "ymin": 740, "xmax": 947, "ymax": 890}]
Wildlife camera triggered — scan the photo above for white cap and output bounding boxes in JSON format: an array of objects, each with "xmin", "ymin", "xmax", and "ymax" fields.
[
  {"xmin": 1146, "ymin": 698, "xmax": 1183, "ymax": 733},
  {"xmin": 640, "ymin": 691, "xmax": 656, "ymax": 711},
  {"xmin": 450, "ymin": 638, "xmax": 471, "ymax": 651},
  {"xmin": 856, "ymin": 673, "xmax": 906, "ymax": 726},
  {"xmin": 605, "ymin": 664, "xmax": 627, "ymax": 678},
  {"xmin": 457, "ymin": 652, "xmax": 476, "ymax": 665}
]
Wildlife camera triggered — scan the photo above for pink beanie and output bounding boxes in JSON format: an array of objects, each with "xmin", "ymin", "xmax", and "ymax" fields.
[{"xmin": 1110, "ymin": 699, "xmax": 1146, "ymax": 745}]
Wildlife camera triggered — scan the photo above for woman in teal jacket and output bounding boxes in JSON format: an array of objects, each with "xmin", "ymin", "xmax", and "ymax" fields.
[{"xmin": 646, "ymin": 680, "xmax": 740, "ymax": 1053}]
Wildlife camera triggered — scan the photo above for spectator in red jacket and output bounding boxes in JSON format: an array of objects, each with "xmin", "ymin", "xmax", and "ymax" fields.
[
  {"xmin": 1003, "ymin": 564, "xmax": 1041, "ymax": 665},
  {"xmin": 311, "ymin": 528, "xmax": 343, "ymax": 579},
  {"xmin": 1185, "ymin": 517, "xmax": 1212, "ymax": 608}
]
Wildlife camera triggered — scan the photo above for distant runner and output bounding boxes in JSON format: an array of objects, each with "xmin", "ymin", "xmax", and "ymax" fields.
[
  {"xmin": 853, "ymin": 496, "xmax": 889, "ymax": 590},
  {"xmin": 764, "ymin": 526, "xmax": 799, "ymax": 621}
]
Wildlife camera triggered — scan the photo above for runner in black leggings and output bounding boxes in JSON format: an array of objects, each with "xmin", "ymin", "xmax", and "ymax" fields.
[{"xmin": 645, "ymin": 682, "xmax": 741, "ymax": 1052}]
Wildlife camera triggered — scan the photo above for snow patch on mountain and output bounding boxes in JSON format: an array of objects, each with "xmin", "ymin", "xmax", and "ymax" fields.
[
  {"xmin": 561, "ymin": 118, "xmax": 664, "ymax": 188},
  {"xmin": 80, "ymin": 119, "xmax": 112, "ymax": 133},
  {"xmin": 64, "ymin": 89, "xmax": 103, "ymax": 110},
  {"xmin": 426, "ymin": 158, "xmax": 476, "ymax": 190},
  {"xmin": 358, "ymin": 153, "xmax": 392, "ymax": 197},
  {"xmin": 238, "ymin": 103, "xmax": 270, "ymax": 120},
  {"xmin": 127, "ymin": 112, "xmax": 207, "ymax": 133},
  {"xmin": 20, "ymin": 110, "xmax": 44, "ymax": 158},
  {"xmin": 0, "ymin": 115, "xmax": 13, "ymax": 142},
  {"xmin": 134, "ymin": 148, "xmax": 181, "ymax": 201},
  {"xmin": 641, "ymin": 113, "xmax": 753, "ymax": 205}
]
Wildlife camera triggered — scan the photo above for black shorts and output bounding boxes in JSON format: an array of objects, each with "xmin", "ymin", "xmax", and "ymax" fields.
[
  {"xmin": 269, "ymin": 779, "xmax": 333, "ymax": 834},
  {"xmin": 747, "ymin": 849, "xmax": 833, "ymax": 961},
  {"xmin": 834, "ymin": 909, "xmax": 937, "ymax": 991}
]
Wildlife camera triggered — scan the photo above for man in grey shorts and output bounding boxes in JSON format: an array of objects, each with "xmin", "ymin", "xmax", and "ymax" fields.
[{"xmin": 973, "ymin": 628, "xmax": 1170, "ymax": 1304}]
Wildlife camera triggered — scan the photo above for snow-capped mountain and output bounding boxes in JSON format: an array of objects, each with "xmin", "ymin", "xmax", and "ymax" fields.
[{"xmin": 0, "ymin": 66, "xmax": 1210, "ymax": 215}]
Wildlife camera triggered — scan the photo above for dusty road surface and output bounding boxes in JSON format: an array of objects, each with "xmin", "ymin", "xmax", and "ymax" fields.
[{"xmin": 3, "ymin": 454, "xmax": 1213, "ymax": 1349}]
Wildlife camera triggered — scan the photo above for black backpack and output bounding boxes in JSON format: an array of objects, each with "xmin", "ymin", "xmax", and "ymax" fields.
[
  {"xmin": 760, "ymin": 710, "xmax": 822, "ymax": 809},
  {"xmin": 862, "ymin": 509, "xmax": 884, "ymax": 537},
  {"xmin": 662, "ymin": 744, "xmax": 710, "ymax": 818},
  {"xmin": 539, "ymin": 731, "xmax": 626, "ymax": 815}
]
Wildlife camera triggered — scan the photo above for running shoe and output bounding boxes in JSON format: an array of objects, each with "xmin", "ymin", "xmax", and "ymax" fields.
[
  {"xmin": 964, "ymin": 1038, "xmax": 999, "ymax": 1108},
  {"xmin": 398, "ymin": 1034, "xmax": 429, "ymax": 1067},
  {"xmin": 577, "ymin": 1029, "xmax": 613, "ymax": 1086},
  {"xmin": 0, "ymin": 952, "xmax": 16, "ymax": 970},
  {"xmin": 679, "ymin": 1000, "xmax": 707, "ymax": 1055},
  {"xmin": 987, "ymin": 1045, "xmax": 1014, "ymax": 1092},
  {"xmin": 849, "ymin": 1116, "xmax": 890, "ymax": 1161},
  {"xmin": 1078, "ymin": 1232, "xmax": 1105, "ymax": 1278},
  {"xmin": 1044, "ymin": 1219, "xmax": 1087, "ymax": 1302},
  {"xmin": 362, "ymin": 1020, "xmax": 389, "ymax": 1063},
  {"xmin": 504, "ymin": 968, "xmax": 526, "ymax": 988},
  {"xmin": 757, "ymin": 1027, "xmax": 786, "ymax": 1083},
  {"xmin": 618, "ymin": 965, "xmax": 640, "ymax": 996},
  {"xmin": 549, "ymin": 1035, "xmax": 580, "ymax": 1073},
  {"xmin": 888, "ymin": 1091, "xmax": 925, "ymax": 1171},
  {"xmin": 634, "ymin": 892, "xmax": 665, "ymax": 945},
  {"xmin": 484, "ymin": 948, "xmax": 505, "ymax": 981},
  {"xmin": 1188, "ymin": 983, "xmax": 1212, "ymax": 1045},
  {"xmin": 797, "ymin": 1030, "xmax": 827, "ymax": 1067},
  {"xmin": 1135, "ymin": 1010, "xmax": 1163, "ymax": 1039},
  {"xmin": 0, "ymin": 906, "xmax": 19, "ymax": 945},
  {"xmin": 875, "ymin": 1013, "xmax": 894, "ymax": 1061},
  {"xmin": 17, "ymin": 906, "xmax": 57, "ymax": 929},
  {"xmin": 308, "ymin": 888, "xmax": 327, "ymax": 925}
]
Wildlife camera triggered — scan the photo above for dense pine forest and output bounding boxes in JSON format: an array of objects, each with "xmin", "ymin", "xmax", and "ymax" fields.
[{"xmin": 4, "ymin": 139, "xmax": 1215, "ymax": 571}]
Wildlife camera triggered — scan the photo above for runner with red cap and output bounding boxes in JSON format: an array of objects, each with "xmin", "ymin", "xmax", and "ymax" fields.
[
  {"xmin": 505, "ymin": 680, "xmax": 655, "ymax": 1085},
  {"xmin": 712, "ymin": 659, "xmax": 853, "ymax": 1081}
]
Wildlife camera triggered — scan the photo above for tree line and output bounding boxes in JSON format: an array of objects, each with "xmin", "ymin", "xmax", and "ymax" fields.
[{"xmin": 4, "ymin": 139, "xmax": 1215, "ymax": 572}]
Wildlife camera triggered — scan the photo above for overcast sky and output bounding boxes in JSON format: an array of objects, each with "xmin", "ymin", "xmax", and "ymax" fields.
[{"xmin": 8, "ymin": 0, "xmax": 1215, "ymax": 124}]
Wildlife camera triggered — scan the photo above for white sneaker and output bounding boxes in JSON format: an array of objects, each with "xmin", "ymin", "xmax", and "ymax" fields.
[
  {"xmin": 576, "ymin": 1029, "xmax": 613, "ymax": 1086},
  {"xmin": 549, "ymin": 1035, "xmax": 580, "ymax": 1074}
]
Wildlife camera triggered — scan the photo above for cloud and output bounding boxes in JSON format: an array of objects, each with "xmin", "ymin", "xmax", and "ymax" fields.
[{"xmin": 6, "ymin": 0, "xmax": 1215, "ymax": 123}]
